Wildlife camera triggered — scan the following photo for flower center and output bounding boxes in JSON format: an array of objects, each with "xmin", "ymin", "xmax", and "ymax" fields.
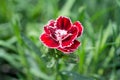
[{"xmin": 55, "ymin": 29, "xmax": 67, "ymax": 41}]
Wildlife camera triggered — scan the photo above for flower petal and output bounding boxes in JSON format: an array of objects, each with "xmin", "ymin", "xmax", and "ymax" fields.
[
  {"xmin": 73, "ymin": 21, "xmax": 83, "ymax": 37},
  {"xmin": 57, "ymin": 40, "xmax": 80, "ymax": 54},
  {"xmin": 44, "ymin": 25, "xmax": 50, "ymax": 34},
  {"xmin": 56, "ymin": 16, "xmax": 72, "ymax": 30},
  {"xmin": 61, "ymin": 26, "xmax": 78, "ymax": 47},
  {"xmin": 40, "ymin": 33, "xmax": 59, "ymax": 48},
  {"xmin": 44, "ymin": 20, "xmax": 56, "ymax": 34},
  {"xmin": 48, "ymin": 20, "xmax": 55, "ymax": 26}
]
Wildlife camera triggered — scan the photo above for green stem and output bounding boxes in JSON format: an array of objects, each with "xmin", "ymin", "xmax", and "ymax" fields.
[
  {"xmin": 54, "ymin": 49, "xmax": 60, "ymax": 80},
  {"xmin": 55, "ymin": 58, "xmax": 60, "ymax": 80}
]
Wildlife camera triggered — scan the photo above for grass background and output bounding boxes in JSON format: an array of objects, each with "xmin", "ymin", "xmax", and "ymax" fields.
[{"xmin": 0, "ymin": 0, "xmax": 120, "ymax": 80}]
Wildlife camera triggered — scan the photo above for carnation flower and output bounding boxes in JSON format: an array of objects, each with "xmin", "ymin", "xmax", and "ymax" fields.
[{"xmin": 40, "ymin": 16, "xmax": 83, "ymax": 54}]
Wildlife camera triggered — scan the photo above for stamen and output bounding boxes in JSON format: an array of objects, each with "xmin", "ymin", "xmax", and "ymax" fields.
[
  {"xmin": 55, "ymin": 29, "xmax": 67, "ymax": 47},
  {"xmin": 55, "ymin": 29, "xmax": 67, "ymax": 40}
]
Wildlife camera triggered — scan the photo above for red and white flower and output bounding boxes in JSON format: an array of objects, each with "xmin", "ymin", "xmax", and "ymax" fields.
[{"xmin": 40, "ymin": 16, "xmax": 83, "ymax": 54}]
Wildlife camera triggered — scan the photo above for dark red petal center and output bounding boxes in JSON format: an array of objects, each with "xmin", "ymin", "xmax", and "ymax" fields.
[{"xmin": 56, "ymin": 16, "xmax": 72, "ymax": 30}]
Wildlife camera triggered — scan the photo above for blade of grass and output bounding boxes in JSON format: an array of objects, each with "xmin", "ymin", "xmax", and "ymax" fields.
[
  {"xmin": 59, "ymin": 0, "xmax": 75, "ymax": 16},
  {"xmin": 0, "ymin": 40, "xmax": 16, "ymax": 52},
  {"xmin": 0, "ymin": 49, "xmax": 20, "ymax": 68},
  {"xmin": 11, "ymin": 15, "xmax": 33, "ymax": 80},
  {"xmin": 20, "ymin": 33, "xmax": 42, "ymax": 57},
  {"xmin": 61, "ymin": 71, "xmax": 94, "ymax": 80}
]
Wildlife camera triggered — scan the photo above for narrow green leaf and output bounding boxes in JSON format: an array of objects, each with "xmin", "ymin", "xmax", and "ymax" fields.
[
  {"xmin": 0, "ymin": 49, "xmax": 20, "ymax": 68},
  {"xmin": 61, "ymin": 71, "xmax": 94, "ymax": 80},
  {"xmin": 0, "ymin": 40, "xmax": 16, "ymax": 52},
  {"xmin": 11, "ymin": 15, "xmax": 22, "ymax": 44},
  {"xmin": 20, "ymin": 33, "xmax": 43, "ymax": 59},
  {"xmin": 59, "ymin": 0, "xmax": 75, "ymax": 16}
]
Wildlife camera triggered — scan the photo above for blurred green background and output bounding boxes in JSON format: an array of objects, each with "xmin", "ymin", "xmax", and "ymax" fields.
[{"xmin": 0, "ymin": 0, "xmax": 120, "ymax": 80}]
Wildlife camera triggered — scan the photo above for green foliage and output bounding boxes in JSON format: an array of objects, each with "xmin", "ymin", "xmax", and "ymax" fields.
[{"xmin": 0, "ymin": 0, "xmax": 120, "ymax": 80}]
